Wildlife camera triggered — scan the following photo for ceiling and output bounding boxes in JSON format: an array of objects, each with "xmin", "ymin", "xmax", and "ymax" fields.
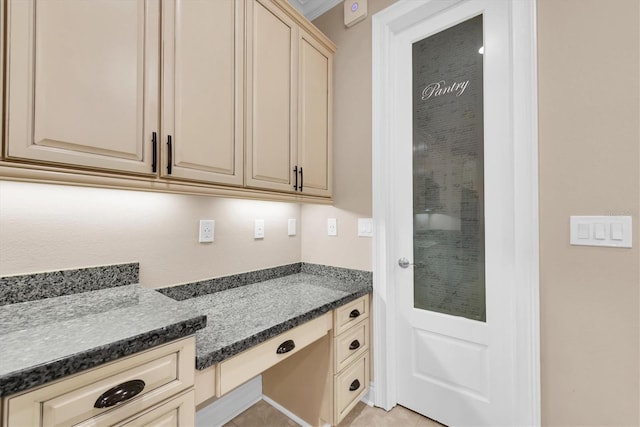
[{"xmin": 287, "ymin": 0, "xmax": 343, "ymax": 21}]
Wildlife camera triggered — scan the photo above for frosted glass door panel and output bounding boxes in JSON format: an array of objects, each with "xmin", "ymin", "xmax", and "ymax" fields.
[{"xmin": 412, "ymin": 15, "xmax": 485, "ymax": 322}]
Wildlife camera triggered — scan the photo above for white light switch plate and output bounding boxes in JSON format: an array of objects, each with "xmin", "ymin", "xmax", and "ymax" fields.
[
  {"xmin": 570, "ymin": 216, "xmax": 632, "ymax": 248},
  {"xmin": 288, "ymin": 219, "xmax": 296, "ymax": 236},
  {"xmin": 358, "ymin": 218, "xmax": 373, "ymax": 237},
  {"xmin": 254, "ymin": 219, "xmax": 265, "ymax": 239}
]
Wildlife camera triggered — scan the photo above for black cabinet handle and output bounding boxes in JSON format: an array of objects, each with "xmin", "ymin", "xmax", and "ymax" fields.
[
  {"xmin": 349, "ymin": 309, "xmax": 361, "ymax": 319},
  {"xmin": 349, "ymin": 340, "xmax": 360, "ymax": 351},
  {"xmin": 299, "ymin": 167, "xmax": 303, "ymax": 191},
  {"xmin": 276, "ymin": 339, "xmax": 296, "ymax": 354},
  {"xmin": 167, "ymin": 135, "xmax": 173, "ymax": 175},
  {"xmin": 151, "ymin": 132, "xmax": 157, "ymax": 173},
  {"xmin": 293, "ymin": 165, "xmax": 298, "ymax": 190},
  {"xmin": 94, "ymin": 379, "xmax": 145, "ymax": 409},
  {"xmin": 349, "ymin": 379, "xmax": 361, "ymax": 392}
]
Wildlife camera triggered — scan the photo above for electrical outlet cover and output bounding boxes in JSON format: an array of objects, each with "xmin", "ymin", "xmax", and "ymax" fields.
[{"xmin": 199, "ymin": 220, "xmax": 214, "ymax": 243}]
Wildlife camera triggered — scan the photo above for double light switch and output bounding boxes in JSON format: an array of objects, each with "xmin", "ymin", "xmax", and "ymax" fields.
[{"xmin": 570, "ymin": 216, "xmax": 632, "ymax": 248}]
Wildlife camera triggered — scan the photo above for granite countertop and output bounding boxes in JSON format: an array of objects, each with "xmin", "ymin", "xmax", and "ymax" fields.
[
  {"xmin": 181, "ymin": 273, "xmax": 372, "ymax": 370},
  {"xmin": 0, "ymin": 262, "xmax": 372, "ymax": 399},
  {"xmin": 0, "ymin": 285, "xmax": 206, "ymax": 397}
]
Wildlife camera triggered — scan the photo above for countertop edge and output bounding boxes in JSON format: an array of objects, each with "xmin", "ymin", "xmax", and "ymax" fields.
[
  {"xmin": 194, "ymin": 286, "xmax": 372, "ymax": 370},
  {"xmin": 0, "ymin": 315, "xmax": 206, "ymax": 398}
]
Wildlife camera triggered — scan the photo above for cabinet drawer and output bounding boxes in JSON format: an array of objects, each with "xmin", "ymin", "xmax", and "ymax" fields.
[
  {"xmin": 335, "ymin": 352, "xmax": 369, "ymax": 423},
  {"xmin": 335, "ymin": 320, "xmax": 369, "ymax": 372},
  {"xmin": 216, "ymin": 313, "xmax": 332, "ymax": 396},
  {"xmin": 334, "ymin": 295, "xmax": 369, "ymax": 336},
  {"xmin": 5, "ymin": 337, "xmax": 195, "ymax": 427},
  {"xmin": 114, "ymin": 389, "xmax": 195, "ymax": 427}
]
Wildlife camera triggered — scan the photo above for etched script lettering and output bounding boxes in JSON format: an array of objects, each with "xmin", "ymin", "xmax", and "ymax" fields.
[{"xmin": 421, "ymin": 80, "xmax": 470, "ymax": 100}]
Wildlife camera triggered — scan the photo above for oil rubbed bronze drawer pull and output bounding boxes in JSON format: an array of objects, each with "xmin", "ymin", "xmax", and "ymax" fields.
[
  {"xmin": 349, "ymin": 340, "xmax": 360, "ymax": 350},
  {"xmin": 349, "ymin": 379, "xmax": 361, "ymax": 392},
  {"xmin": 276, "ymin": 339, "xmax": 296, "ymax": 354},
  {"xmin": 94, "ymin": 379, "xmax": 145, "ymax": 409},
  {"xmin": 349, "ymin": 309, "xmax": 361, "ymax": 319}
]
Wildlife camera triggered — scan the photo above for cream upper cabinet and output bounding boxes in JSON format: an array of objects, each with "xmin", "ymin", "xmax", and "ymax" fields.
[
  {"xmin": 161, "ymin": 0, "xmax": 244, "ymax": 186},
  {"xmin": 5, "ymin": 0, "xmax": 160, "ymax": 175},
  {"xmin": 245, "ymin": 0, "xmax": 334, "ymax": 197},
  {"xmin": 245, "ymin": 0, "xmax": 298, "ymax": 193},
  {"xmin": 298, "ymin": 29, "xmax": 333, "ymax": 197}
]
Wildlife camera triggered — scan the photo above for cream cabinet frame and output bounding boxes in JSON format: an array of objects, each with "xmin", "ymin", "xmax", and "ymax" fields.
[
  {"xmin": 2, "ymin": 337, "xmax": 196, "ymax": 427},
  {"xmin": 1, "ymin": 0, "xmax": 335, "ymax": 202},
  {"xmin": 245, "ymin": 0, "xmax": 335, "ymax": 198}
]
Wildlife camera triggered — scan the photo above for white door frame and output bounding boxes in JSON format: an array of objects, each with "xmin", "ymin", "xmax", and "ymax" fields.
[{"xmin": 371, "ymin": 1, "xmax": 540, "ymax": 425}]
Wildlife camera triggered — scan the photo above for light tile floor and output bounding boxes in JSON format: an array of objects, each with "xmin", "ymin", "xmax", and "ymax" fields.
[{"xmin": 224, "ymin": 400, "xmax": 445, "ymax": 427}]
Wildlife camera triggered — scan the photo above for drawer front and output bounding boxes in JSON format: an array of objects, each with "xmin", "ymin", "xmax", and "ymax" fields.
[
  {"xmin": 335, "ymin": 320, "xmax": 369, "ymax": 372},
  {"xmin": 334, "ymin": 295, "xmax": 369, "ymax": 336},
  {"xmin": 6, "ymin": 337, "xmax": 195, "ymax": 427},
  {"xmin": 115, "ymin": 389, "xmax": 195, "ymax": 427},
  {"xmin": 335, "ymin": 352, "xmax": 369, "ymax": 423},
  {"xmin": 217, "ymin": 312, "xmax": 332, "ymax": 396}
]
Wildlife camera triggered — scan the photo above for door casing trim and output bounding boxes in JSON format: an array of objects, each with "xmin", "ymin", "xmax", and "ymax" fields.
[{"xmin": 371, "ymin": 0, "xmax": 540, "ymax": 425}]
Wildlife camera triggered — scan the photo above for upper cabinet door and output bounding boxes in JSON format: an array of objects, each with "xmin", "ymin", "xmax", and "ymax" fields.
[
  {"xmin": 298, "ymin": 30, "xmax": 332, "ymax": 198},
  {"xmin": 5, "ymin": 0, "xmax": 159, "ymax": 175},
  {"xmin": 245, "ymin": 0, "xmax": 298, "ymax": 193},
  {"xmin": 161, "ymin": 0, "xmax": 244, "ymax": 186}
]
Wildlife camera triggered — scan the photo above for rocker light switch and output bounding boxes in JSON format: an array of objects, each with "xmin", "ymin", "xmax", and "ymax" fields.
[{"xmin": 570, "ymin": 216, "xmax": 632, "ymax": 248}]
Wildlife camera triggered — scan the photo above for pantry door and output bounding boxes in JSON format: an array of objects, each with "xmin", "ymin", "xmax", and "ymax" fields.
[{"xmin": 372, "ymin": 0, "xmax": 539, "ymax": 426}]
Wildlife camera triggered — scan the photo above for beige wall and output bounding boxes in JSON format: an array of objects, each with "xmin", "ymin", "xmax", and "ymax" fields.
[
  {"xmin": 538, "ymin": 0, "xmax": 639, "ymax": 424},
  {"xmin": 301, "ymin": 0, "xmax": 396, "ymax": 271},
  {"xmin": 0, "ymin": 181, "xmax": 300, "ymax": 288},
  {"xmin": 312, "ymin": 0, "xmax": 640, "ymax": 425}
]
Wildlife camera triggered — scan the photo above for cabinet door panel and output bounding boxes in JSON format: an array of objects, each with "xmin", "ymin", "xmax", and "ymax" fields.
[
  {"xmin": 245, "ymin": 0, "xmax": 297, "ymax": 193},
  {"xmin": 299, "ymin": 31, "xmax": 332, "ymax": 197},
  {"xmin": 162, "ymin": 0, "xmax": 243, "ymax": 185},
  {"xmin": 6, "ymin": 0, "xmax": 159, "ymax": 175}
]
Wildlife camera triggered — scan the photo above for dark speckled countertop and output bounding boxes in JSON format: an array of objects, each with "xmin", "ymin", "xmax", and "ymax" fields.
[
  {"xmin": 0, "ymin": 263, "xmax": 372, "ymax": 398},
  {"xmin": 181, "ymin": 273, "xmax": 372, "ymax": 370},
  {"xmin": 0, "ymin": 285, "xmax": 206, "ymax": 397}
]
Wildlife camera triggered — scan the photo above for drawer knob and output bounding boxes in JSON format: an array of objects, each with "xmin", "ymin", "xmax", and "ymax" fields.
[
  {"xmin": 276, "ymin": 339, "xmax": 296, "ymax": 354},
  {"xmin": 94, "ymin": 379, "xmax": 145, "ymax": 409},
  {"xmin": 349, "ymin": 379, "xmax": 361, "ymax": 392},
  {"xmin": 349, "ymin": 340, "xmax": 361, "ymax": 350},
  {"xmin": 349, "ymin": 309, "xmax": 361, "ymax": 319}
]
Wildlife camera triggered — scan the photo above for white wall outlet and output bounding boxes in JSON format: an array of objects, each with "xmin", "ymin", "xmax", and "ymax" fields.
[
  {"xmin": 288, "ymin": 219, "xmax": 296, "ymax": 236},
  {"xmin": 327, "ymin": 218, "xmax": 337, "ymax": 236},
  {"xmin": 199, "ymin": 220, "xmax": 214, "ymax": 243},
  {"xmin": 254, "ymin": 219, "xmax": 265, "ymax": 239},
  {"xmin": 358, "ymin": 218, "xmax": 373, "ymax": 237}
]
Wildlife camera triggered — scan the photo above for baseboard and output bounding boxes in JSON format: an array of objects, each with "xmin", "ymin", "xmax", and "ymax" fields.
[
  {"xmin": 196, "ymin": 376, "xmax": 262, "ymax": 427},
  {"xmin": 262, "ymin": 395, "xmax": 312, "ymax": 427},
  {"xmin": 360, "ymin": 381, "xmax": 375, "ymax": 407}
]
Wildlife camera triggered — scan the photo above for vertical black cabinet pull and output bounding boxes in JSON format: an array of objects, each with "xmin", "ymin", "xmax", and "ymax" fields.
[
  {"xmin": 167, "ymin": 135, "xmax": 173, "ymax": 175},
  {"xmin": 299, "ymin": 167, "xmax": 303, "ymax": 191},
  {"xmin": 349, "ymin": 379, "xmax": 361, "ymax": 392},
  {"xmin": 94, "ymin": 379, "xmax": 145, "ymax": 408},
  {"xmin": 349, "ymin": 340, "xmax": 361, "ymax": 350},
  {"xmin": 293, "ymin": 165, "xmax": 298, "ymax": 190},
  {"xmin": 151, "ymin": 132, "xmax": 157, "ymax": 173},
  {"xmin": 349, "ymin": 309, "xmax": 361, "ymax": 319}
]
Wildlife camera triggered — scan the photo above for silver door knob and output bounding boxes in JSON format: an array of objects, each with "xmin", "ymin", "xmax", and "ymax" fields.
[{"xmin": 398, "ymin": 257, "xmax": 412, "ymax": 268}]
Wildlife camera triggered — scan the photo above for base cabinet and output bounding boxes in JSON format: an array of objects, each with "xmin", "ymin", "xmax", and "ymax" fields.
[
  {"xmin": 260, "ymin": 295, "xmax": 371, "ymax": 426},
  {"xmin": 1, "ymin": 338, "xmax": 196, "ymax": 427}
]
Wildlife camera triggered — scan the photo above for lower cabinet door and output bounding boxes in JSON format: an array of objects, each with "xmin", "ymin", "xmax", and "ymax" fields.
[
  {"xmin": 116, "ymin": 390, "xmax": 195, "ymax": 427},
  {"xmin": 335, "ymin": 353, "xmax": 369, "ymax": 424}
]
